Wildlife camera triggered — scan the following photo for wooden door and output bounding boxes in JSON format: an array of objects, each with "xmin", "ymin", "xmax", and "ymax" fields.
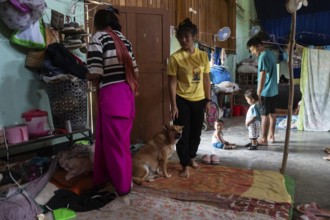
[
  {"xmin": 87, "ymin": 6, "xmax": 170, "ymax": 142},
  {"xmin": 117, "ymin": 7, "xmax": 170, "ymax": 142}
]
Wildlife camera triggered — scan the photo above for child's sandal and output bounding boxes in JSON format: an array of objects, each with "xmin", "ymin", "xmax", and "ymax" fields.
[{"xmin": 224, "ymin": 144, "xmax": 236, "ymax": 150}]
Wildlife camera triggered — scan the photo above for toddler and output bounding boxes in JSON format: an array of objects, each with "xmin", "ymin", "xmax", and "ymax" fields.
[
  {"xmin": 244, "ymin": 89, "xmax": 261, "ymax": 150},
  {"xmin": 212, "ymin": 119, "xmax": 236, "ymax": 149}
]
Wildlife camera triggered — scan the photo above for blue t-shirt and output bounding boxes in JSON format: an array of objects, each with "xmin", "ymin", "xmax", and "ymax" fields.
[{"xmin": 258, "ymin": 50, "xmax": 278, "ymax": 97}]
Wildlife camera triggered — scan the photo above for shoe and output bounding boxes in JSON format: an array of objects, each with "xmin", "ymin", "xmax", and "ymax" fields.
[
  {"xmin": 247, "ymin": 145, "xmax": 258, "ymax": 150},
  {"xmin": 201, "ymin": 154, "xmax": 211, "ymax": 165},
  {"xmin": 210, "ymin": 154, "xmax": 220, "ymax": 165},
  {"xmin": 244, "ymin": 143, "xmax": 252, "ymax": 148}
]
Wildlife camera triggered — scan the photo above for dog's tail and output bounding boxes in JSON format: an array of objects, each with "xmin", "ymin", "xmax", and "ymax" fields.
[{"xmin": 132, "ymin": 177, "xmax": 144, "ymax": 185}]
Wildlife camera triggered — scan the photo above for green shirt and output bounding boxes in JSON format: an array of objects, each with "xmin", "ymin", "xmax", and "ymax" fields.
[{"xmin": 258, "ymin": 50, "xmax": 278, "ymax": 97}]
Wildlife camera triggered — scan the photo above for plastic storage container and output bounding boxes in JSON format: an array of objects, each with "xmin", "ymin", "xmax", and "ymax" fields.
[
  {"xmin": 22, "ymin": 109, "xmax": 50, "ymax": 137},
  {"xmin": 5, "ymin": 124, "xmax": 29, "ymax": 144}
]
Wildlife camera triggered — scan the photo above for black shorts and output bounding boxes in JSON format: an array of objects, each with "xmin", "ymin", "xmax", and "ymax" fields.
[{"xmin": 260, "ymin": 95, "xmax": 277, "ymax": 116}]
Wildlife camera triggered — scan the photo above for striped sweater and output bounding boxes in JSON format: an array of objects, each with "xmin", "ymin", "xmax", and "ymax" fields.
[{"xmin": 87, "ymin": 30, "xmax": 138, "ymax": 88}]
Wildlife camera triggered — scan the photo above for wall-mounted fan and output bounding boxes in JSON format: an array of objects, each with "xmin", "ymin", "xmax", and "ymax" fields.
[
  {"xmin": 249, "ymin": 26, "xmax": 261, "ymax": 36},
  {"xmin": 217, "ymin": 27, "xmax": 231, "ymax": 41},
  {"xmin": 286, "ymin": 0, "xmax": 308, "ymax": 13}
]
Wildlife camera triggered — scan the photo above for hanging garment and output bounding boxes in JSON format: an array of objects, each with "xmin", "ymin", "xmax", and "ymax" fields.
[
  {"xmin": 0, "ymin": 0, "xmax": 45, "ymax": 31},
  {"xmin": 10, "ymin": 19, "xmax": 46, "ymax": 49},
  {"xmin": 9, "ymin": 0, "xmax": 31, "ymax": 13},
  {"xmin": 213, "ymin": 47, "xmax": 222, "ymax": 65},
  {"xmin": 297, "ymin": 48, "xmax": 330, "ymax": 131}
]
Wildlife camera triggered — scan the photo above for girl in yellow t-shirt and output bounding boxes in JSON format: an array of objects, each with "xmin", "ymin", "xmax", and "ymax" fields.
[{"xmin": 167, "ymin": 18, "xmax": 211, "ymax": 178}]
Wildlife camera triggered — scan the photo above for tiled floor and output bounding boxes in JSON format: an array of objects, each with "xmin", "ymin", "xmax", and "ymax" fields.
[{"xmin": 195, "ymin": 116, "xmax": 330, "ymax": 214}]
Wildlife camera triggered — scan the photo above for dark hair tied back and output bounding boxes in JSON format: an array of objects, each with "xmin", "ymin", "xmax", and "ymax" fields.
[
  {"xmin": 105, "ymin": 6, "xmax": 119, "ymax": 15},
  {"xmin": 176, "ymin": 18, "xmax": 198, "ymax": 38},
  {"xmin": 94, "ymin": 6, "xmax": 121, "ymax": 32}
]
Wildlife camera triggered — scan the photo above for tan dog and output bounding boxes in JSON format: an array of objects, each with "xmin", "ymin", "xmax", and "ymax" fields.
[{"xmin": 132, "ymin": 125, "xmax": 183, "ymax": 185}]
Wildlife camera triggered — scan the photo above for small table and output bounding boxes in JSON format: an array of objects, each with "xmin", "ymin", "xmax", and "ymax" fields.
[{"xmin": 217, "ymin": 91, "xmax": 239, "ymax": 117}]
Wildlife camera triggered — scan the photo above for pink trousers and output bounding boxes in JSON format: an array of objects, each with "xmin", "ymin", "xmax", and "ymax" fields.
[{"xmin": 93, "ymin": 82, "xmax": 135, "ymax": 195}]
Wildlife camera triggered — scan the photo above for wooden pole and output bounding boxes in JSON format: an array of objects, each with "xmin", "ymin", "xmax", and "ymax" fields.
[{"xmin": 280, "ymin": 12, "xmax": 296, "ymax": 174}]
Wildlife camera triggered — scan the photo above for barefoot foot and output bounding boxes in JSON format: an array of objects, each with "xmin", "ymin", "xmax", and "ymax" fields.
[
  {"xmin": 179, "ymin": 166, "xmax": 189, "ymax": 178},
  {"xmin": 99, "ymin": 194, "xmax": 130, "ymax": 212},
  {"xmin": 189, "ymin": 159, "xmax": 200, "ymax": 169}
]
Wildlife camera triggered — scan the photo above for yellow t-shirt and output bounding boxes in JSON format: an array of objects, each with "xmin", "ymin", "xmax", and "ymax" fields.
[{"xmin": 167, "ymin": 48, "xmax": 210, "ymax": 101}]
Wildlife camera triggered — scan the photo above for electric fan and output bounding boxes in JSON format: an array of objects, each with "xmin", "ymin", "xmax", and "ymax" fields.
[
  {"xmin": 249, "ymin": 26, "xmax": 261, "ymax": 36},
  {"xmin": 217, "ymin": 27, "xmax": 231, "ymax": 41}
]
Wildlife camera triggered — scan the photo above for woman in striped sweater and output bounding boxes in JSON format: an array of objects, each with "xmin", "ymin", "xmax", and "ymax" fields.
[{"xmin": 86, "ymin": 6, "xmax": 139, "ymax": 211}]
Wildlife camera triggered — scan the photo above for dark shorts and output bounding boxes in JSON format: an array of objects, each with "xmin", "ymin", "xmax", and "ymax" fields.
[{"xmin": 260, "ymin": 95, "xmax": 277, "ymax": 115}]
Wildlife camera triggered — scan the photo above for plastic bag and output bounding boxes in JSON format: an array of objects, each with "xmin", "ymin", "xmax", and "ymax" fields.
[{"xmin": 210, "ymin": 65, "xmax": 231, "ymax": 84}]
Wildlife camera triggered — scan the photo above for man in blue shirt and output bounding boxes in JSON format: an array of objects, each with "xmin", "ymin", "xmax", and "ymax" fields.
[{"xmin": 247, "ymin": 37, "xmax": 278, "ymax": 145}]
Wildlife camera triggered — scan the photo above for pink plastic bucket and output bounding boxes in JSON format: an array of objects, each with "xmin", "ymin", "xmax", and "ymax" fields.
[{"xmin": 5, "ymin": 124, "xmax": 29, "ymax": 144}]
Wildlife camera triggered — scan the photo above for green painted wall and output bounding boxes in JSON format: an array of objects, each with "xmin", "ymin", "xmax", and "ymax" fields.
[{"xmin": 0, "ymin": 0, "xmax": 85, "ymax": 128}]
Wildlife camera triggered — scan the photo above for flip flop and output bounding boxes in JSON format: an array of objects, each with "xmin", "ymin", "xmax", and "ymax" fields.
[
  {"xmin": 323, "ymin": 155, "xmax": 330, "ymax": 161},
  {"xmin": 201, "ymin": 154, "xmax": 211, "ymax": 165},
  {"xmin": 296, "ymin": 202, "xmax": 330, "ymax": 218},
  {"xmin": 224, "ymin": 144, "xmax": 236, "ymax": 150},
  {"xmin": 210, "ymin": 154, "xmax": 220, "ymax": 165}
]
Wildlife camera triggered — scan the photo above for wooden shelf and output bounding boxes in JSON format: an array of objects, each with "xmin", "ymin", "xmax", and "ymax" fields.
[{"xmin": 237, "ymin": 72, "xmax": 258, "ymax": 85}]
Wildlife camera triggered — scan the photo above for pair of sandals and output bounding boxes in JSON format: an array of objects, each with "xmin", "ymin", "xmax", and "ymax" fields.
[
  {"xmin": 296, "ymin": 202, "xmax": 330, "ymax": 219},
  {"xmin": 201, "ymin": 154, "xmax": 220, "ymax": 165}
]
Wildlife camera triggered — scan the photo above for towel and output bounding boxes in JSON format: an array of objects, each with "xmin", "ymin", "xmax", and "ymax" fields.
[{"xmin": 105, "ymin": 30, "xmax": 139, "ymax": 95}]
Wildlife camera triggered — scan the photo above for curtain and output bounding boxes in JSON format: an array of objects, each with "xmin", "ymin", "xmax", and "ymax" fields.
[{"xmin": 297, "ymin": 48, "xmax": 330, "ymax": 131}]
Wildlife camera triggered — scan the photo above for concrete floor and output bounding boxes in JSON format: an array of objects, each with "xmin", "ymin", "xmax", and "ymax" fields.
[{"xmin": 195, "ymin": 116, "xmax": 330, "ymax": 216}]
